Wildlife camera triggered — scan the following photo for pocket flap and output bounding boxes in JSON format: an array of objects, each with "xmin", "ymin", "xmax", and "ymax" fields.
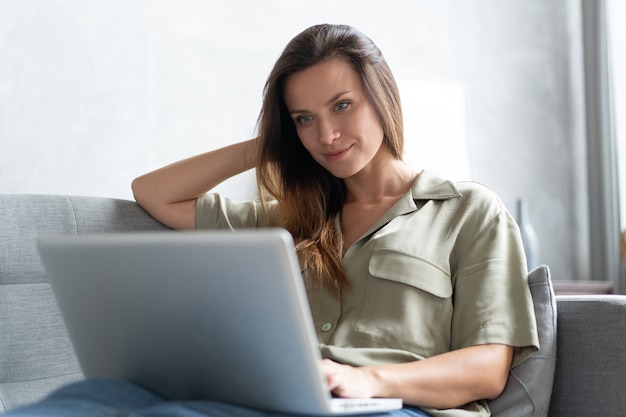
[{"xmin": 369, "ymin": 248, "xmax": 453, "ymax": 298}]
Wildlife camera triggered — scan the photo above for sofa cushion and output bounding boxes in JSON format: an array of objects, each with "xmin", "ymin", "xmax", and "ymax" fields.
[
  {"xmin": 0, "ymin": 283, "xmax": 83, "ymax": 411},
  {"xmin": 488, "ymin": 265, "xmax": 557, "ymax": 417}
]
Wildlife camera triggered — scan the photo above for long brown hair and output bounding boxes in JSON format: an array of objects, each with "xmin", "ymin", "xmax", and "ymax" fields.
[{"xmin": 256, "ymin": 24, "xmax": 404, "ymax": 293}]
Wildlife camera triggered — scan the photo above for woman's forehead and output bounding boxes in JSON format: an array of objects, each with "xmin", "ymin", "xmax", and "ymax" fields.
[{"xmin": 283, "ymin": 58, "xmax": 362, "ymax": 110}]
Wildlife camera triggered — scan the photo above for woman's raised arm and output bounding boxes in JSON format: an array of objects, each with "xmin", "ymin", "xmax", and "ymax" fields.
[{"xmin": 131, "ymin": 138, "xmax": 257, "ymax": 230}]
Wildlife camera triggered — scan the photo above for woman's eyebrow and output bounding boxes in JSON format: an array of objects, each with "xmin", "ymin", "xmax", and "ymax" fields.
[
  {"xmin": 325, "ymin": 90, "xmax": 352, "ymax": 106},
  {"xmin": 289, "ymin": 90, "xmax": 353, "ymax": 115}
]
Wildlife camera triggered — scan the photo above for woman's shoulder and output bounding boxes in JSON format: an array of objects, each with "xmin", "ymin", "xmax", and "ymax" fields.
[
  {"xmin": 415, "ymin": 171, "xmax": 509, "ymax": 226},
  {"xmin": 456, "ymin": 179, "xmax": 508, "ymax": 222}
]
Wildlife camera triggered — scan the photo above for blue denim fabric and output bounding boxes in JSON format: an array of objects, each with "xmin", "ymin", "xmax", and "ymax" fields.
[{"xmin": 4, "ymin": 380, "xmax": 431, "ymax": 417}]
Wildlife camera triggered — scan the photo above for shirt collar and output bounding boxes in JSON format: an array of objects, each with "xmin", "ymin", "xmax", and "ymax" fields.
[
  {"xmin": 409, "ymin": 169, "xmax": 463, "ymax": 201},
  {"xmin": 335, "ymin": 170, "xmax": 463, "ymax": 250},
  {"xmin": 384, "ymin": 170, "xmax": 462, "ymax": 221}
]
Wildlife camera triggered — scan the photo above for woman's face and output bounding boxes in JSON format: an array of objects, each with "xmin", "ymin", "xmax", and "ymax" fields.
[{"xmin": 283, "ymin": 58, "xmax": 387, "ymax": 180}]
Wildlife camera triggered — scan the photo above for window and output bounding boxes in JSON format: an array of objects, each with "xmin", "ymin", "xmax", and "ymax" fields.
[
  {"xmin": 609, "ymin": 1, "xmax": 626, "ymax": 232},
  {"xmin": 583, "ymin": 0, "xmax": 622, "ymax": 292}
]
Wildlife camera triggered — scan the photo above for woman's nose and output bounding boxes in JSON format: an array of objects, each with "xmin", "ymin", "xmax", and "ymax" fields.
[{"xmin": 318, "ymin": 118, "xmax": 340, "ymax": 144}]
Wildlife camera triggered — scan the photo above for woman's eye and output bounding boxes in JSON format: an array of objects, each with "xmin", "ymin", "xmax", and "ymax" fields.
[
  {"xmin": 335, "ymin": 101, "xmax": 350, "ymax": 111},
  {"xmin": 297, "ymin": 115, "xmax": 313, "ymax": 124}
]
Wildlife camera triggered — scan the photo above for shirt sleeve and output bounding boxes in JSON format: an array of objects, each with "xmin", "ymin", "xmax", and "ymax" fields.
[
  {"xmin": 195, "ymin": 193, "xmax": 277, "ymax": 230},
  {"xmin": 450, "ymin": 186, "xmax": 539, "ymax": 367}
]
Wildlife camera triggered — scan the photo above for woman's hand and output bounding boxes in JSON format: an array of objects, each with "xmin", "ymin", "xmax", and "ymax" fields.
[{"xmin": 321, "ymin": 358, "xmax": 379, "ymax": 399}]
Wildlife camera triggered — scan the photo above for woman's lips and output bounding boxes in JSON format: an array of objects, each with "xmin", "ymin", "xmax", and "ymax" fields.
[{"xmin": 324, "ymin": 146, "xmax": 351, "ymax": 161}]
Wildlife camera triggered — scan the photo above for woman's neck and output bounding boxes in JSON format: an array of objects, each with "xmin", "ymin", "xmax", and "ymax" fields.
[{"xmin": 344, "ymin": 158, "xmax": 417, "ymax": 204}]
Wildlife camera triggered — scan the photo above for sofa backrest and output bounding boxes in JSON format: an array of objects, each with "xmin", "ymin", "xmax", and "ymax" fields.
[{"xmin": 0, "ymin": 194, "xmax": 169, "ymax": 411}]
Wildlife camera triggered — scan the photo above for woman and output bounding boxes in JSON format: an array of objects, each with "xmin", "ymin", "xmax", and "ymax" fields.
[{"xmin": 7, "ymin": 24, "xmax": 538, "ymax": 417}]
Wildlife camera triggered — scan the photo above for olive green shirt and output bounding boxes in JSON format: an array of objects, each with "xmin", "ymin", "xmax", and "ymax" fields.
[{"xmin": 196, "ymin": 170, "xmax": 539, "ymax": 417}]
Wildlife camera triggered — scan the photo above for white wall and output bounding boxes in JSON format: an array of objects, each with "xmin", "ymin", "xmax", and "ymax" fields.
[{"xmin": 0, "ymin": 1, "xmax": 589, "ymax": 281}]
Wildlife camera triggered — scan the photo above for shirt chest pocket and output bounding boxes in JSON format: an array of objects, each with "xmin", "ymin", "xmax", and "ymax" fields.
[{"xmin": 353, "ymin": 248, "xmax": 453, "ymax": 357}]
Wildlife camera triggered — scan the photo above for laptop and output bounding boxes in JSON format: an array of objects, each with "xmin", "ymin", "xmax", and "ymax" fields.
[{"xmin": 37, "ymin": 229, "xmax": 402, "ymax": 415}]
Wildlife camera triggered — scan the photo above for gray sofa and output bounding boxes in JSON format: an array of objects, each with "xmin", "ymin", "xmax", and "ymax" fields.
[{"xmin": 1, "ymin": 194, "xmax": 626, "ymax": 416}]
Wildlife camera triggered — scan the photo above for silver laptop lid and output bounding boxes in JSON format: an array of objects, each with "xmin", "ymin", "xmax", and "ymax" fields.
[{"xmin": 38, "ymin": 229, "xmax": 402, "ymax": 415}]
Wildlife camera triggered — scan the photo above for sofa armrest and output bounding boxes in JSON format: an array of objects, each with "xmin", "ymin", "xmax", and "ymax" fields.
[{"xmin": 548, "ymin": 295, "xmax": 626, "ymax": 417}]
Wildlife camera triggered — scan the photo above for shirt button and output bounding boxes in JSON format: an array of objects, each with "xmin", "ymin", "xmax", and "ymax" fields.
[{"xmin": 321, "ymin": 322, "xmax": 333, "ymax": 332}]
